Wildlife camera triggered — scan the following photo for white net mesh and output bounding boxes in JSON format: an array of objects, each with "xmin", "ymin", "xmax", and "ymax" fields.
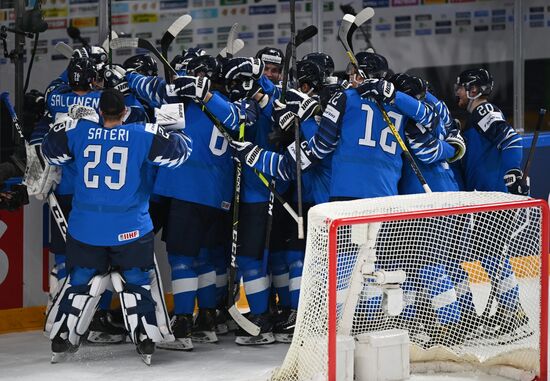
[{"xmin": 272, "ymin": 192, "xmax": 546, "ymax": 381}]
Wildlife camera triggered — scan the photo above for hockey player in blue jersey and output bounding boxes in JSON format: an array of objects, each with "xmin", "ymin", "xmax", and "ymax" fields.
[
  {"xmin": 255, "ymin": 47, "xmax": 284, "ymax": 84},
  {"xmin": 120, "ymin": 54, "xmax": 248, "ymax": 350},
  {"xmin": 42, "ymin": 89, "xmax": 191, "ymax": 364},
  {"xmin": 388, "ymin": 73, "xmax": 464, "ymax": 194},
  {"xmin": 455, "ymin": 68, "xmax": 531, "ymax": 339},
  {"xmin": 455, "ymin": 68, "xmax": 527, "ymax": 195}
]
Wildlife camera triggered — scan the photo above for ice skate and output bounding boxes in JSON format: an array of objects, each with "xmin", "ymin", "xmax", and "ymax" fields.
[
  {"xmin": 235, "ymin": 313, "xmax": 275, "ymax": 346},
  {"xmin": 157, "ymin": 314, "xmax": 194, "ymax": 351},
  {"xmin": 483, "ymin": 305, "xmax": 533, "ymax": 344},
  {"xmin": 50, "ymin": 326, "xmax": 79, "ymax": 363},
  {"xmin": 191, "ymin": 308, "xmax": 218, "ymax": 343},
  {"xmin": 273, "ymin": 309, "xmax": 296, "ymax": 343},
  {"xmin": 136, "ymin": 336, "xmax": 155, "ymax": 366},
  {"xmin": 86, "ymin": 310, "xmax": 127, "ymax": 344}
]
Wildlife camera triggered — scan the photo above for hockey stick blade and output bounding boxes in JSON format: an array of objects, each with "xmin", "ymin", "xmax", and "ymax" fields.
[
  {"xmin": 228, "ymin": 305, "xmax": 261, "ymax": 336},
  {"xmin": 110, "ymin": 37, "xmax": 139, "ymax": 49},
  {"xmin": 101, "ymin": 31, "xmax": 118, "ymax": 52},
  {"xmin": 354, "ymin": 7, "xmax": 375, "ymax": 27},
  {"xmin": 161, "ymin": 14, "xmax": 192, "ymax": 56},
  {"xmin": 226, "ymin": 23, "xmax": 239, "ymax": 57},
  {"xmin": 55, "ymin": 42, "xmax": 74, "ymax": 59},
  {"xmin": 219, "ymin": 39, "xmax": 245, "ymax": 58},
  {"xmin": 295, "ymin": 25, "xmax": 318, "ymax": 46}
]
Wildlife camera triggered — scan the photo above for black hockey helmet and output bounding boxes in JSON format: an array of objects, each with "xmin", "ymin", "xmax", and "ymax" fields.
[
  {"xmin": 123, "ymin": 54, "xmax": 158, "ymax": 77},
  {"xmin": 186, "ymin": 55, "xmax": 222, "ymax": 81},
  {"xmin": 68, "ymin": 57, "xmax": 97, "ymax": 90},
  {"xmin": 353, "ymin": 52, "xmax": 389, "ymax": 79},
  {"xmin": 302, "ymin": 52, "xmax": 335, "ymax": 78},
  {"xmin": 455, "ymin": 68, "xmax": 493, "ymax": 96},
  {"xmin": 297, "ymin": 60, "xmax": 325, "ymax": 91},
  {"xmin": 390, "ymin": 73, "xmax": 427, "ymax": 100},
  {"xmin": 255, "ymin": 47, "xmax": 284, "ymax": 68},
  {"xmin": 171, "ymin": 47, "xmax": 206, "ymax": 73}
]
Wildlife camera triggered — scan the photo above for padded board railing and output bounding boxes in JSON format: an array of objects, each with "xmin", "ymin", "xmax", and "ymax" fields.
[{"xmin": 271, "ymin": 192, "xmax": 548, "ymax": 381}]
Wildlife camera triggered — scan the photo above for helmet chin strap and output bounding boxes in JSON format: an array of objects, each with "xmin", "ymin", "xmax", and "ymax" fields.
[{"xmin": 466, "ymin": 88, "xmax": 482, "ymax": 113}]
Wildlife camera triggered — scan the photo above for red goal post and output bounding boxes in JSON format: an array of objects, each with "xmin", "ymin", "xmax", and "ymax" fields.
[{"xmin": 271, "ymin": 192, "xmax": 549, "ymax": 381}]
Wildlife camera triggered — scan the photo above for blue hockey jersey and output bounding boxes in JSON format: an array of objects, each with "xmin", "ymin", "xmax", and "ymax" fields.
[
  {"xmin": 461, "ymin": 102, "xmax": 523, "ymax": 192},
  {"xmin": 42, "ymin": 118, "xmax": 192, "ymax": 246}
]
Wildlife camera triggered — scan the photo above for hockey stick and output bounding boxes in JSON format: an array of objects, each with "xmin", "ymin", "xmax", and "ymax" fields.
[
  {"xmin": 337, "ymin": 13, "xmax": 432, "ymax": 193},
  {"xmin": 160, "ymin": 14, "xmax": 193, "ymax": 80},
  {"xmin": 340, "ymin": 4, "xmax": 375, "ymax": 51},
  {"xmin": 289, "ymin": 0, "xmax": 305, "ymax": 240},
  {"xmin": 107, "ymin": 0, "xmax": 112, "ymax": 63},
  {"xmin": 523, "ymin": 108, "xmax": 546, "ymax": 179},
  {"xmin": 54, "ymin": 42, "xmax": 74, "ymax": 59},
  {"xmin": 0, "ymin": 92, "xmax": 69, "ymax": 241},
  {"xmin": 101, "ymin": 31, "xmax": 118, "ymax": 56},
  {"xmin": 110, "ymin": 36, "xmax": 300, "ymax": 224},
  {"xmin": 219, "ymin": 39, "xmax": 245, "ymax": 58}
]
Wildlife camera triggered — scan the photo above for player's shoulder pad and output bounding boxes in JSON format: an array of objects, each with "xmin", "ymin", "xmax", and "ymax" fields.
[
  {"xmin": 322, "ymin": 90, "xmax": 347, "ymax": 124},
  {"xmin": 472, "ymin": 102, "xmax": 505, "ymax": 132},
  {"xmin": 144, "ymin": 122, "xmax": 170, "ymax": 139}
]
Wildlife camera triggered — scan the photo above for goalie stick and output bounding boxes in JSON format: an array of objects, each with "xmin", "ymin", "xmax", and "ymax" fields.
[
  {"xmin": 160, "ymin": 14, "xmax": 193, "ymax": 80},
  {"xmin": 0, "ymin": 92, "xmax": 68, "ymax": 240},
  {"xmin": 338, "ymin": 11, "xmax": 432, "ymax": 194}
]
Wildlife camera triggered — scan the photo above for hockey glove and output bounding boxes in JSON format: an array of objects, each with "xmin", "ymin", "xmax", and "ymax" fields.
[
  {"xmin": 356, "ymin": 78, "xmax": 396, "ymax": 103},
  {"xmin": 229, "ymin": 79, "xmax": 262, "ymax": 102},
  {"xmin": 504, "ymin": 168, "xmax": 529, "ymax": 196},
  {"xmin": 223, "ymin": 57, "xmax": 264, "ymax": 81},
  {"xmin": 272, "ymin": 90, "xmax": 319, "ymax": 131},
  {"xmin": 230, "ymin": 140, "xmax": 263, "ymax": 168},
  {"xmin": 71, "ymin": 47, "xmax": 89, "ymax": 59},
  {"xmin": 103, "ymin": 65, "xmax": 130, "ymax": 95},
  {"xmin": 174, "ymin": 75, "xmax": 211, "ymax": 101},
  {"xmin": 445, "ymin": 121, "xmax": 466, "ymax": 163}
]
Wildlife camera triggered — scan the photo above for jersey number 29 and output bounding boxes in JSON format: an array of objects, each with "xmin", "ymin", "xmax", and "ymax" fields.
[
  {"xmin": 84, "ymin": 145, "xmax": 128, "ymax": 190},
  {"xmin": 358, "ymin": 104, "xmax": 403, "ymax": 154}
]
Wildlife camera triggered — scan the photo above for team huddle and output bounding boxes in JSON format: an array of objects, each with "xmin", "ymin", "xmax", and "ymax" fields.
[{"xmin": 22, "ymin": 31, "xmax": 529, "ymax": 365}]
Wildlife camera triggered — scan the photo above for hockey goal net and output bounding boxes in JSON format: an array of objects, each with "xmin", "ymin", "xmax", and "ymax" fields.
[{"xmin": 271, "ymin": 192, "xmax": 548, "ymax": 381}]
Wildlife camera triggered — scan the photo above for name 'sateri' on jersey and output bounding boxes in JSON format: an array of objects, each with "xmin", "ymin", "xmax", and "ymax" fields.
[{"xmin": 88, "ymin": 127, "xmax": 130, "ymax": 142}]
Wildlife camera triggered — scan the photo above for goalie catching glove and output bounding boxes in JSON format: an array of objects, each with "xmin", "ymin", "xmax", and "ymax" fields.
[
  {"xmin": 356, "ymin": 78, "xmax": 396, "ymax": 103},
  {"xmin": 173, "ymin": 76, "xmax": 210, "ymax": 102},
  {"xmin": 272, "ymin": 89, "xmax": 319, "ymax": 131}
]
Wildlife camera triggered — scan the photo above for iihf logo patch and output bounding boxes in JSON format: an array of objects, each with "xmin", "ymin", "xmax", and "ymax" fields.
[{"xmin": 118, "ymin": 230, "xmax": 140, "ymax": 242}]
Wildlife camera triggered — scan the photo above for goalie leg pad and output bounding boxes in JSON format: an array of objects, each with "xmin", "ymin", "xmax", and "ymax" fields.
[
  {"xmin": 49, "ymin": 268, "xmax": 110, "ymax": 346},
  {"xmin": 112, "ymin": 268, "xmax": 172, "ymax": 344}
]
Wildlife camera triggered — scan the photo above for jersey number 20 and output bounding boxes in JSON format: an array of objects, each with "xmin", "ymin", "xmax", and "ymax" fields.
[
  {"xmin": 358, "ymin": 104, "xmax": 403, "ymax": 154},
  {"xmin": 84, "ymin": 145, "xmax": 128, "ymax": 190}
]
